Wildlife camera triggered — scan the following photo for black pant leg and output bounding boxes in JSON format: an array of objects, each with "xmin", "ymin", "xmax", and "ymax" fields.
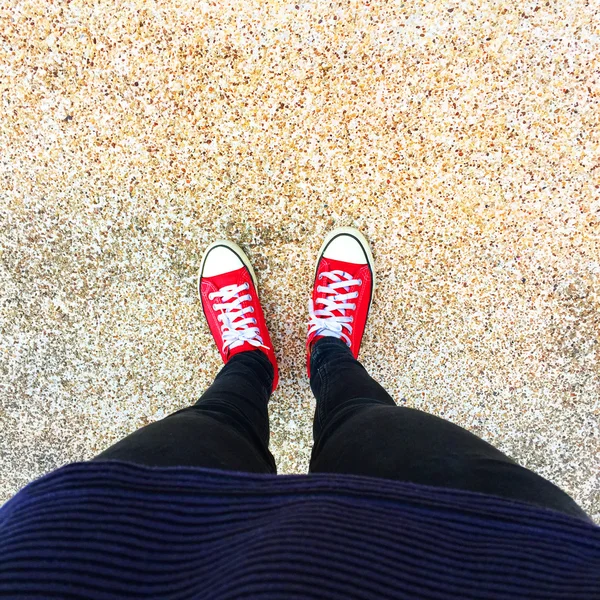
[
  {"xmin": 309, "ymin": 337, "xmax": 397, "ymax": 449},
  {"xmin": 93, "ymin": 350, "xmax": 276, "ymax": 473},
  {"xmin": 309, "ymin": 338, "xmax": 590, "ymax": 521}
]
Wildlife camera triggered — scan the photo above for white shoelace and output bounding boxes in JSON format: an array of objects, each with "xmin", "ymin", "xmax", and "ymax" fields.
[
  {"xmin": 209, "ymin": 283, "xmax": 269, "ymax": 352},
  {"xmin": 308, "ymin": 270, "xmax": 362, "ymax": 347}
]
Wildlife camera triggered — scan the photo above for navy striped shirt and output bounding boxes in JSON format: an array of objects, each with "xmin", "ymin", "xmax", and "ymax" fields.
[{"xmin": 1, "ymin": 462, "xmax": 599, "ymax": 599}]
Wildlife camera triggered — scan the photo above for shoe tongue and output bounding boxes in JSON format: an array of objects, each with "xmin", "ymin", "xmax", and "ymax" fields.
[
  {"xmin": 324, "ymin": 257, "xmax": 366, "ymax": 274},
  {"xmin": 204, "ymin": 268, "xmax": 254, "ymax": 343},
  {"xmin": 203, "ymin": 266, "xmax": 248, "ymax": 291},
  {"xmin": 205, "ymin": 267, "xmax": 251, "ymax": 323},
  {"xmin": 321, "ymin": 260, "xmax": 360, "ymax": 318}
]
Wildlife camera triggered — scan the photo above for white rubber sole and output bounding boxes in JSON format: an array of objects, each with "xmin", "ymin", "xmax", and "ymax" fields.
[
  {"xmin": 198, "ymin": 240, "xmax": 259, "ymax": 300},
  {"xmin": 315, "ymin": 227, "xmax": 376, "ymax": 309}
]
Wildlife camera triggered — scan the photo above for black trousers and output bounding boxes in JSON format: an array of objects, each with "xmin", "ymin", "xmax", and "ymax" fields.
[{"xmin": 95, "ymin": 337, "xmax": 589, "ymax": 521}]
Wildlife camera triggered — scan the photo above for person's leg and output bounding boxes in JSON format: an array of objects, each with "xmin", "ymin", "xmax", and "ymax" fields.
[
  {"xmin": 96, "ymin": 238, "xmax": 280, "ymax": 474},
  {"xmin": 94, "ymin": 349, "xmax": 276, "ymax": 473},
  {"xmin": 309, "ymin": 337, "xmax": 590, "ymax": 521},
  {"xmin": 305, "ymin": 227, "xmax": 589, "ymax": 521}
]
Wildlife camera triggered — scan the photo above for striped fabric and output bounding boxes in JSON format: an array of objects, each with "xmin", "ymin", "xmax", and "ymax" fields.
[{"xmin": 1, "ymin": 462, "xmax": 599, "ymax": 599}]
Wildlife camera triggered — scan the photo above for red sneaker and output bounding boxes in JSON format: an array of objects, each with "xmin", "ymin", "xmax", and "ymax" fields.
[
  {"xmin": 307, "ymin": 227, "xmax": 375, "ymax": 376},
  {"xmin": 198, "ymin": 240, "xmax": 279, "ymax": 392}
]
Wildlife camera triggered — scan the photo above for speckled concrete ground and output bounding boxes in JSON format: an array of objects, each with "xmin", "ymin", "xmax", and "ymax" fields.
[{"xmin": 1, "ymin": 0, "xmax": 599, "ymax": 520}]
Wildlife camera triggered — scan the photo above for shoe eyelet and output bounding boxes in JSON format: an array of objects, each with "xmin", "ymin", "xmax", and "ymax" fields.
[
  {"xmin": 212, "ymin": 304, "xmax": 217, "ymax": 311},
  {"xmin": 245, "ymin": 282, "xmax": 250, "ymax": 290},
  {"xmin": 349, "ymin": 317, "xmax": 354, "ymax": 323},
  {"xmin": 352, "ymin": 304, "xmax": 356, "ymax": 310},
  {"xmin": 249, "ymin": 306, "xmax": 255, "ymax": 313},
  {"xmin": 208, "ymin": 292, "xmax": 215, "ymax": 300},
  {"xmin": 253, "ymin": 318, "xmax": 257, "ymax": 324},
  {"xmin": 357, "ymin": 279, "xmax": 362, "ymax": 285}
]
